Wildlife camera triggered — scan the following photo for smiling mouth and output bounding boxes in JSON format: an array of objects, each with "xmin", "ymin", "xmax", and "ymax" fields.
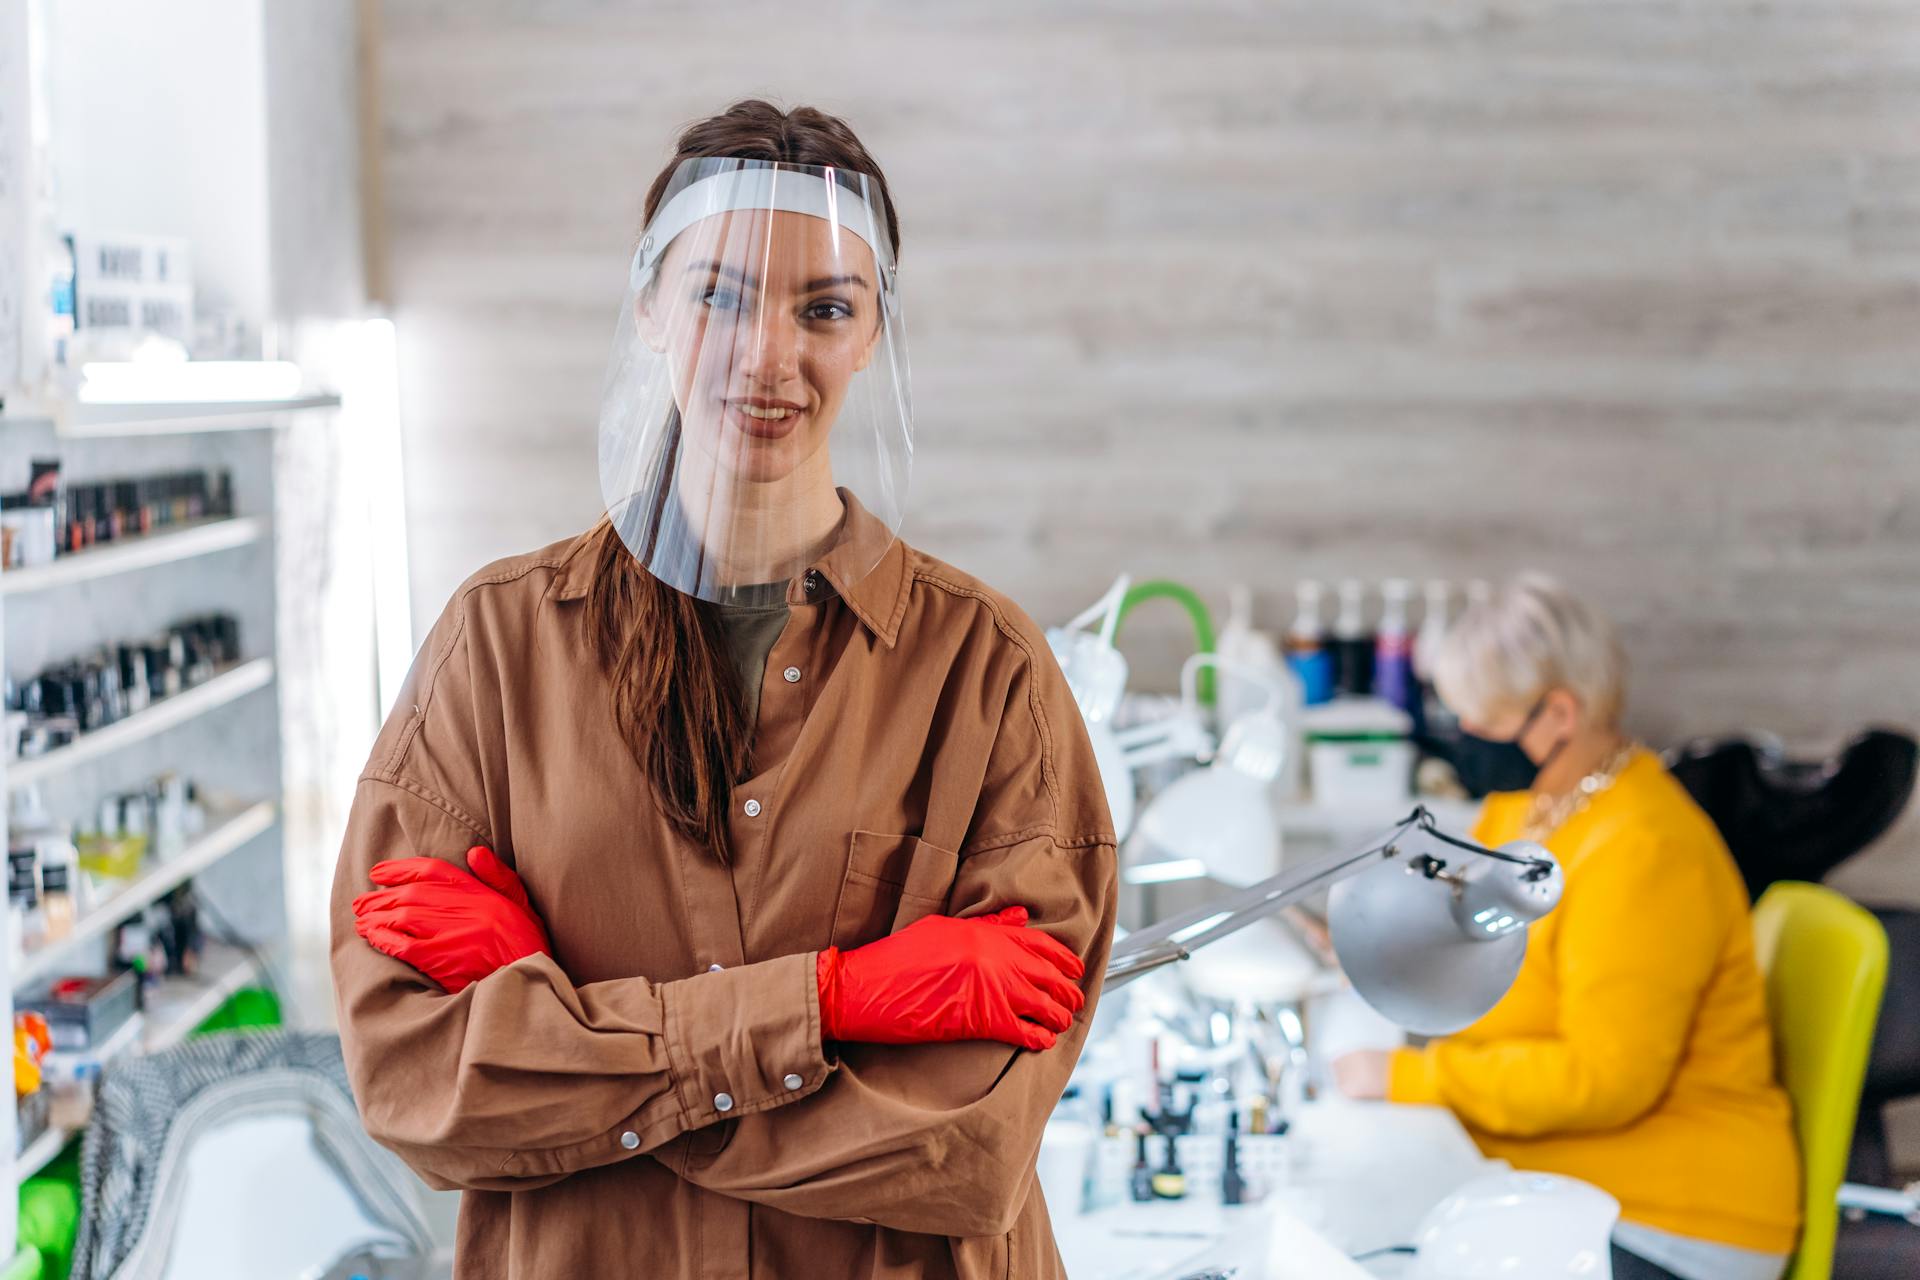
[{"xmin": 725, "ymin": 399, "xmax": 804, "ymax": 439}]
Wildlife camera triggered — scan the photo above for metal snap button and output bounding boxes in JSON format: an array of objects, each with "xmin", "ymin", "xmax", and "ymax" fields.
[
  {"xmin": 743, "ymin": 799, "xmax": 762, "ymax": 818},
  {"xmin": 783, "ymin": 1073, "xmax": 804, "ymax": 1091},
  {"xmin": 783, "ymin": 666, "xmax": 802, "ymax": 683},
  {"xmin": 714, "ymin": 1092, "xmax": 735, "ymax": 1113}
]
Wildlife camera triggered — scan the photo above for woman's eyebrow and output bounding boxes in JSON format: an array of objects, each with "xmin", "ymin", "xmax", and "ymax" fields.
[
  {"xmin": 685, "ymin": 260, "xmax": 756, "ymax": 288},
  {"xmin": 804, "ymin": 273, "xmax": 869, "ymax": 292}
]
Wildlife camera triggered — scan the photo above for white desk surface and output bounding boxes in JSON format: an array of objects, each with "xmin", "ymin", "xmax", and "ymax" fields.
[{"xmin": 1052, "ymin": 1101, "xmax": 1498, "ymax": 1279}]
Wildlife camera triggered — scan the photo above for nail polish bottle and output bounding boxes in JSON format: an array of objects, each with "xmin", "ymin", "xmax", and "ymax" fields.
[
  {"xmin": 91, "ymin": 483, "xmax": 112, "ymax": 545},
  {"xmin": 1129, "ymin": 1130, "xmax": 1154, "ymax": 1202},
  {"xmin": 1222, "ymin": 1111, "xmax": 1249, "ymax": 1206}
]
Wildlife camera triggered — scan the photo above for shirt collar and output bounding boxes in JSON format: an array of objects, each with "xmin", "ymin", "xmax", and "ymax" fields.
[{"xmin": 553, "ymin": 490, "xmax": 910, "ymax": 650}]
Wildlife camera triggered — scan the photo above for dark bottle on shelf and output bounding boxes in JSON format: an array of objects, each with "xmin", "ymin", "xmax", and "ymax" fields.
[
  {"xmin": 1332, "ymin": 578, "xmax": 1375, "ymax": 697},
  {"xmin": 1222, "ymin": 1110, "xmax": 1249, "ymax": 1206}
]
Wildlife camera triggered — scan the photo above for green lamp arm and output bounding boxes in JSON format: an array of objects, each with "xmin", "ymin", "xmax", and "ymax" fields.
[{"xmin": 1114, "ymin": 579, "xmax": 1218, "ymax": 706}]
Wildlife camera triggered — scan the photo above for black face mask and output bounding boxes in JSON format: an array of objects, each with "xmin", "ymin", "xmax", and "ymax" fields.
[{"xmin": 1450, "ymin": 697, "xmax": 1568, "ymax": 797}]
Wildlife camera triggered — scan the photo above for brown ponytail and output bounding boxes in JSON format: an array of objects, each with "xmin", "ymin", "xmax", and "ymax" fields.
[{"xmin": 585, "ymin": 101, "xmax": 901, "ymax": 862}]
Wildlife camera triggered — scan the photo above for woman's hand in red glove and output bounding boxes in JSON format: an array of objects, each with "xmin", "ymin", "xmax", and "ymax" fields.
[
  {"xmin": 352, "ymin": 846, "xmax": 551, "ymax": 993},
  {"xmin": 816, "ymin": 906, "xmax": 1086, "ymax": 1052}
]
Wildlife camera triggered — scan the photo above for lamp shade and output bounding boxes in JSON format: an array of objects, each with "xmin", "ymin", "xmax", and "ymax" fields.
[
  {"xmin": 1133, "ymin": 711, "xmax": 1287, "ymax": 888},
  {"xmin": 1327, "ymin": 839, "xmax": 1562, "ymax": 1035}
]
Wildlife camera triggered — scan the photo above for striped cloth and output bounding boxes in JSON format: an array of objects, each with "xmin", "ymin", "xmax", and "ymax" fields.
[{"xmin": 71, "ymin": 1028, "xmax": 434, "ymax": 1280}]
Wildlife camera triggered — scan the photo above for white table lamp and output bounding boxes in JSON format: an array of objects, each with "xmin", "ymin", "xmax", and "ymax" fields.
[{"xmin": 1108, "ymin": 809, "xmax": 1563, "ymax": 1037}]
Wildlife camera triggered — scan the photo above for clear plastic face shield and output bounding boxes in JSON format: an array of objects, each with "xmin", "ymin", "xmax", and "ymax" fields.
[{"xmin": 598, "ymin": 158, "xmax": 912, "ymax": 607}]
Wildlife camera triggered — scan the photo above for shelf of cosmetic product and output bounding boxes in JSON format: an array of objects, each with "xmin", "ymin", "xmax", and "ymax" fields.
[
  {"xmin": 1, "ymin": 392, "xmax": 341, "ymax": 439},
  {"xmin": 10, "ymin": 801, "xmax": 277, "ymax": 992},
  {"xmin": 5, "ymin": 661, "xmax": 275, "ymax": 792},
  {"xmin": 0, "ymin": 516, "xmax": 268, "ymax": 596},
  {"xmin": 14, "ymin": 944, "xmax": 261, "ymax": 1183}
]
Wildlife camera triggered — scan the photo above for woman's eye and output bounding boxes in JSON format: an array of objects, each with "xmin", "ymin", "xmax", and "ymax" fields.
[
  {"xmin": 805, "ymin": 299, "xmax": 853, "ymax": 322},
  {"xmin": 702, "ymin": 287, "xmax": 746, "ymax": 312}
]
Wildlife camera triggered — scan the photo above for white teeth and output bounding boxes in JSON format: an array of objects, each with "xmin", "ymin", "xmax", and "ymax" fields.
[{"xmin": 736, "ymin": 404, "xmax": 796, "ymax": 420}]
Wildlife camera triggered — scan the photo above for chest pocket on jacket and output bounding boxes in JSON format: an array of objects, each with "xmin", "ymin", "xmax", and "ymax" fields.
[{"xmin": 829, "ymin": 831, "xmax": 960, "ymax": 950}]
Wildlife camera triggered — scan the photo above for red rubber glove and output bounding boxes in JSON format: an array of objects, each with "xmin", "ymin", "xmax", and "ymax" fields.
[
  {"xmin": 816, "ymin": 906, "xmax": 1086, "ymax": 1052},
  {"xmin": 352, "ymin": 846, "xmax": 551, "ymax": 993}
]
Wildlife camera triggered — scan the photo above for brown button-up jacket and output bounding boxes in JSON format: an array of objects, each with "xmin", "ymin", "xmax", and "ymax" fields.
[{"xmin": 329, "ymin": 506, "xmax": 1118, "ymax": 1280}]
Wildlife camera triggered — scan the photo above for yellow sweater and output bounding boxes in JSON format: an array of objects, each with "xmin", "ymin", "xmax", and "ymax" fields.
[{"xmin": 1389, "ymin": 750, "xmax": 1800, "ymax": 1253}]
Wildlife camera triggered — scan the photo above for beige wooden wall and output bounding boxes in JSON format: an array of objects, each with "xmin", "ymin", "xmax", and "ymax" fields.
[{"xmin": 372, "ymin": 1, "xmax": 1920, "ymax": 901}]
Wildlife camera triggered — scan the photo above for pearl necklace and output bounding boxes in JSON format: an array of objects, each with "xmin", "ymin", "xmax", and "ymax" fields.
[{"xmin": 1520, "ymin": 741, "xmax": 1641, "ymax": 843}]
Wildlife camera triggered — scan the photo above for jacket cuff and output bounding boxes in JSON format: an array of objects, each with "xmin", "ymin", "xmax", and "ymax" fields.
[
  {"xmin": 1387, "ymin": 1046, "xmax": 1442, "ymax": 1105},
  {"xmin": 660, "ymin": 950, "xmax": 830, "ymax": 1132}
]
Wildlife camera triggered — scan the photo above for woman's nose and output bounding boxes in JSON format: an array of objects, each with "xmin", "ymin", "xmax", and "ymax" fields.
[{"xmin": 735, "ymin": 311, "xmax": 800, "ymax": 384}]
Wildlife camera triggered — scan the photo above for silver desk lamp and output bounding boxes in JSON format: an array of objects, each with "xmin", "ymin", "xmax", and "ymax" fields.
[{"xmin": 1106, "ymin": 807, "xmax": 1564, "ymax": 1036}]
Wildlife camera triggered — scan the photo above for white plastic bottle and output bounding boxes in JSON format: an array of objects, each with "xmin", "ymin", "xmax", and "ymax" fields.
[
  {"xmin": 1216, "ymin": 584, "xmax": 1307, "ymax": 801},
  {"xmin": 1216, "ymin": 584, "xmax": 1281, "ymax": 728},
  {"xmin": 1414, "ymin": 579, "xmax": 1451, "ymax": 683}
]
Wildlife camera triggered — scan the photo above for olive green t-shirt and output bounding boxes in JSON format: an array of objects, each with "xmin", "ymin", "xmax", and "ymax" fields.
[{"xmin": 713, "ymin": 600, "xmax": 791, "ymax": 726}]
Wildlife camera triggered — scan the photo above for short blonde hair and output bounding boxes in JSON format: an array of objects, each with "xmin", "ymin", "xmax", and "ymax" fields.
[{"xmin": 1432, "ymin": 573, "xmax": 1627, "ymax": 729}]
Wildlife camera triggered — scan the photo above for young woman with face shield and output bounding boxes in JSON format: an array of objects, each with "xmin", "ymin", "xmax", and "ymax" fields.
[
  {"xmin": 330, "ymin": 101, "xmax": 1117, "ymax": 1279},
  {"xmin": 1333, "ymin": 574, "xmax": 1798, "ymax": 1280}
]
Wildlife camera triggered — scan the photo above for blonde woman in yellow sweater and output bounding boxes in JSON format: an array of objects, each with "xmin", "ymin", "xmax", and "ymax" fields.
[{"xmin": 1332, "ymin": 574, "xmax": 1799, "ymax": 1280}]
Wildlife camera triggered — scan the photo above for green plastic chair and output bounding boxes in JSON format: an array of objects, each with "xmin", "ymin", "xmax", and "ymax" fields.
[{"xmin": 1752, "ymin": 882, "xmax": 1889, "ymax": 1280}]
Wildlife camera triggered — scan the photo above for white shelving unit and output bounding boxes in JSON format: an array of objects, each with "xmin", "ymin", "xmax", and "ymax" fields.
[
  {"xmin": 0, "ymin": 459, "xmax": 296, "ymax": 1254},
  {"xmin": 0, "ymin": 0, "xmax": 353, "ymax": 1262}
]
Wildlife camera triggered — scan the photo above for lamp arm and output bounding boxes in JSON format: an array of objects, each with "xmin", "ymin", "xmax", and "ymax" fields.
[
  {"xmin": 1113, "ymin": 715, "xmax": 1215, "ymax": 770},
  {"xmin": 1179, "ymin": 650, "xmax": 1286, "ymax": 718},
  {"xmin": 1107, "ymin": 813, "xmax": 1422, "ymax": 989}
]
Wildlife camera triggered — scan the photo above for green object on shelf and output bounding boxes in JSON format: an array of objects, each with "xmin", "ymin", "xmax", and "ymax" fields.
[
  {"xmin": 19, "ymin": 1140, "xmax": 80, "ymax": 1280},
  {"xmin": 193, "ymin": 985, "xmax": 282, "ymax": 1035},
  {"xmin": 0, "ymin": 1246, "xmax": 43, "ymax": 1280},
  {"xmin": 1113, "ymin": 579, "xmax": 1218, "ymax": 705},
  {"xmin": 17, "ymin": 1168, "xmax": 76, "ymax": 1280}
]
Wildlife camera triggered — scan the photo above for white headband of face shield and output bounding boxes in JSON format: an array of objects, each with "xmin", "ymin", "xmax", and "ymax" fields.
[{"xmin": 628, "ymin": 167, "xmax": 888, "ymax": 293}]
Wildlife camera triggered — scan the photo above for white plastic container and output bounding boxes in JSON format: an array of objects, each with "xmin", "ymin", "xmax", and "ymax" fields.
[
  {"xmin": 1309, "ymin": 740, "xmax": 1416, "ymax": 810},
  {"xmin": 1302, "ymin": 698, "xmax": 1415, "ymax": 811}
]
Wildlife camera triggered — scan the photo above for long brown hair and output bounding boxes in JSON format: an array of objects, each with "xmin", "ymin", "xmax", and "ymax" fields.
[{"xmin": 586, "ymin": 101, "xmax": 901, "ymax": 862}]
